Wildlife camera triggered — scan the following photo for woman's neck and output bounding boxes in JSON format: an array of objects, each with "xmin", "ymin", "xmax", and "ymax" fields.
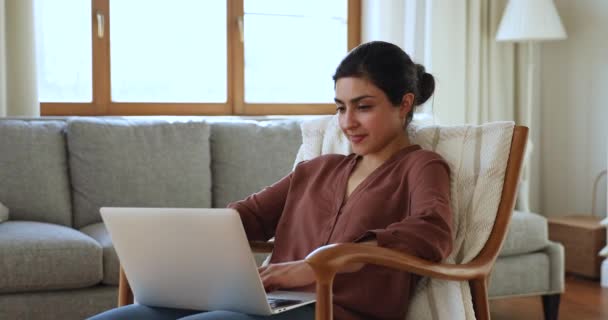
[{"xmin": 359, "ymin": 135, "xmax": 411, "ymax": 172}]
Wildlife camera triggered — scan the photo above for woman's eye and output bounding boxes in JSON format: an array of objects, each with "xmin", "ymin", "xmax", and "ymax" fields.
[
  {"xmin": 357, "ymin": 105, "xmax": 371, "ymax": 110},
  {"xmin": 336, "ymin": 106, "xmax": 346, "ymax": 113}
]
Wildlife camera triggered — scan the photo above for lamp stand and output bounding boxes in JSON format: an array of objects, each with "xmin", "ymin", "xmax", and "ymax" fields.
[{"xmin": 517, "ymin": 41, "xmax": 536, "ymax": 213}]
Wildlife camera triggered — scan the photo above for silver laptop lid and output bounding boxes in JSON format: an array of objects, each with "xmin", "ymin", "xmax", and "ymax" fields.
[{"xmin": 100, "ymin": 207, "xmax": 274, "ymax": 315}]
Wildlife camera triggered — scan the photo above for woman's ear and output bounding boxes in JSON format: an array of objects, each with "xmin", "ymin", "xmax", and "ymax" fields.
[{"xmin": 399, "ymin": 93, "xmax": 415, "ymax": 118}]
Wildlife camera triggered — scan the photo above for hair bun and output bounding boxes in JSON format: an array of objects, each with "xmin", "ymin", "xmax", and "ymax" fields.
[{"xmin": 415, "ymin": 64, "xmax": 435, "ymax": 106}]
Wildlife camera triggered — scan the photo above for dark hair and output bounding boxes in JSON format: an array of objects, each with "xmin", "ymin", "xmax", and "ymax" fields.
[{"xmin": 332, "ymin": 41, "xmax": 435, "ymax": 125}]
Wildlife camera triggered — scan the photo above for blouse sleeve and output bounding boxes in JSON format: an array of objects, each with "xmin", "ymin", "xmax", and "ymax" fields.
[
  {"xmin": 227, "ymin": 172, "xmax": 293, "ymax": 242},
  {"xmin": 357, "ymin": 159, "xmax": 453, "ymax": 262}
]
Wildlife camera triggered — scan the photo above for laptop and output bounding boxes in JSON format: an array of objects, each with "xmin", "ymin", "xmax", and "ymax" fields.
[{"xmin": 100, "ymin": 207, "xmax": 316, "ymax": 315}]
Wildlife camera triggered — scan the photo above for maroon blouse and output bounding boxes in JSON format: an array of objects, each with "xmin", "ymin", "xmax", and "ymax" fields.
[{"xmin": 228, "ymin": 145, "xmax": 453, "ymax": 320}]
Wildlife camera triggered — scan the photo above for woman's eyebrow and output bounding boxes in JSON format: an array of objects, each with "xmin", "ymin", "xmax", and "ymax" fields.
[{"xmin": 333, "ymin": 95, "xmax": 375, "ymax": 104}]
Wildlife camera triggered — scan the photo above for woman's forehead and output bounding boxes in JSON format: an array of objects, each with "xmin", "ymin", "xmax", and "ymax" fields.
[{"xmin": 335, "ymin": 77, "xmax": 381, "ymax": 97}]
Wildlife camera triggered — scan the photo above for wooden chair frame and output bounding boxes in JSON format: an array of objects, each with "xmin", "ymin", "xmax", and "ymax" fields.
[{"xmin": 117, "ymin": 126, "xmax": 528, "ymax": 320}]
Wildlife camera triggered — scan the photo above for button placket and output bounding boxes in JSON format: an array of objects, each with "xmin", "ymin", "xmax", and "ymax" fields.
[{"xmin": 324, "ymin": 155, "xmax": 356, "ymax": 245}]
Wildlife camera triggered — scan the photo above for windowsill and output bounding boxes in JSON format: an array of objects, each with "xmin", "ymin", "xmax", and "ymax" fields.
[
  {"xmin": 0, "ymin": 114, "xmax": 331, "ymax": 122},
  {"xmin": 1, "ymin": 112, "xmax": 435, "ymax": 124}
]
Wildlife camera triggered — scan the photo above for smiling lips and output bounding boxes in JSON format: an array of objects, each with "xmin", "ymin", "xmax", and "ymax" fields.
[{"xmin": 348, "ymin": 134, "xmax": 367, "ymax": 144}]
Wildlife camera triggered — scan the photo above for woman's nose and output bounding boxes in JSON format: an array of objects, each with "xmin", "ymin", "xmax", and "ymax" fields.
[{"xmin": 342, "ymin": 109, "xmax": 358, "ymax": 129}]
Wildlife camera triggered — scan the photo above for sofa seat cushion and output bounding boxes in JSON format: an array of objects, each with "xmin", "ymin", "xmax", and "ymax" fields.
[
  {"xmin": 500, "ymin": 210, "xmax": 549, "ymax": 256},
  {"xmin": 0, "ymin": 221, "xmax": 102, "ymax": 293},
  {"xmin": 67, "ymin": 118, "xmax": 212, "ymax": 228},
  {"xmin": 80, "ymin": 223, "xmax": 119, "ymax": 285},
  {"xmin": 0, "ymin": 120, "xmax": 72, "ymax": 226}
]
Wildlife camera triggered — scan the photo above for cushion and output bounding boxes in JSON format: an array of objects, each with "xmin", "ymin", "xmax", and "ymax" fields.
[
  {"xmin": 499, "ymin": 210, "xmax": 549, "ymax": 256},
  {"xmin": 0, "ymin": 221, "xmax": 102, "ymax": 293},
  {"xmin": 0, "ymin": 286, "xmax": 117, "ymax": 320},
  {"xmin": 0, "ymin": 120, "xmax": 72, "ymax": 226},
  {"xmin": 407, "ymin": 122, "xmax": 515, "ymax": 319},
  {"xmin": 210, "ymin": 120, "xmax": 301, "ymax": 207},
  {"xmin": 489, "ymin": 251, "xmax": 550, "ymax": 298},
  {"xmin": 67, "ymin": 118, "xmax": 212, "ymax": 228},
  {"xmin": 0, "ymin": 202, "xmax": 8, "ymax": 223},
  {"xmin": 80, "ymin": 223, "xmax": 120, "ymax": 286}
]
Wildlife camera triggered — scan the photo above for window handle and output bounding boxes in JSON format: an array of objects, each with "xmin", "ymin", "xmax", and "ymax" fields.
[
  {"xmin": 96, "ymin": 11, "xmax": 105, "ymax": 39},
  {"xmin": 237, "ymin": 16, "xmax": 244, "ymax": 42}
]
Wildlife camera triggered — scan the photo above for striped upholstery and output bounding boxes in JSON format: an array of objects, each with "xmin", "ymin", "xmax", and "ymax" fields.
[{"xmin": 295, "ymin": 115, "xmax": 515, "ymax": 320}]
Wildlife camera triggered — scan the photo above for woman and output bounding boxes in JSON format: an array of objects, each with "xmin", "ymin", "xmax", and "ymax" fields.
[{"xmin": 90, "ymin": 41, "xmax": 453, "ymax": 320}]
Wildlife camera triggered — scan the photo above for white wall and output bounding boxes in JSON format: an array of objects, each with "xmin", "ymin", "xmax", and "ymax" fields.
[
  {"xmin": 0, "ymin": 0, "xmax": 7, "ymax": 112},
  {"xmin": 0, "ymin": 0, "xmax": 39, "ymax": 116},
  {"xmin": 540, "ymin": 0, "xmax": 608, "ymax": 217}
]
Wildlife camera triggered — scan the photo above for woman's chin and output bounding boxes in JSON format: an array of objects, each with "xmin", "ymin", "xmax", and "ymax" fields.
[{"xmin": 351, "ymin": 145, "xmax": 369, "ymax": 156}]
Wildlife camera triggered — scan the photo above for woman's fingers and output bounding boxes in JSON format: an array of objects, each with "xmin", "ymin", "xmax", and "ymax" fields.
[
  {"xmin": 259, "ymin": 262, "xmax": 312, "ymax": 291},
  {"xmin": 260, "ymin": 271, "xmax": 278, "ymax": 292},
  {"xmin": 258, "ymin": 264, "xmax": 275, "ymax": 278}
]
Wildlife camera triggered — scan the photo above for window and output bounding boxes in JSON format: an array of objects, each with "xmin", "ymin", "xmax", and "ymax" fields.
[{"xmin": 35, "ymin": 0, "xmax": 361, "ymax": 116}]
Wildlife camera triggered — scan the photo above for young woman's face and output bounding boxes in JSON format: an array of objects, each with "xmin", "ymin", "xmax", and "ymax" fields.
[{"xmin": 334, "ymin": 77, "xmax": 411, "ymax": 157}]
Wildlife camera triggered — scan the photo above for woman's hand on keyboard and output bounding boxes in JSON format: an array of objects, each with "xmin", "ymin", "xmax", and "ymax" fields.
[{"xmin": 258, "ymin": 260, "xmax": 315, "ymax": 292}]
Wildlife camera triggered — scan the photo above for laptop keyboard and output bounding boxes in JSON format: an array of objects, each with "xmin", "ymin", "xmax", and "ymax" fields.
[{"xmin": 267, "ymin": 298, "xmax": 302, "ymax": 309}]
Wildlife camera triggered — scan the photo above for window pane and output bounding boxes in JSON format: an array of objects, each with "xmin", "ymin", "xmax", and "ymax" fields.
[
  {"xmin": 34, "ymin": 0, "xmax": 92, "ymax": 102},
  {"xmin": 110, "ymin": 0, "xmax": 227, "ymax": 103},
  {"xmin": 244, "ymin": 0, "xmax": 347, "ymax": 103}
]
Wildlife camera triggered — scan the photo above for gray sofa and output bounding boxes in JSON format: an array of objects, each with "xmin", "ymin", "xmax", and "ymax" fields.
[{"xmin": 0, "ymin": 117, "xmax": 564, "ymax": 320}]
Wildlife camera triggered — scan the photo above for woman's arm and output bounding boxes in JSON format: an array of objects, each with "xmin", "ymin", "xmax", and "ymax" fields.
[
  {"xmin": 356, "ymin": 159, "xmax": 453, "ymax": 262},
  {"xmin": 228, "ymin": 172, "xmax": 293, "ymax": 242},
  {"xmin": 258, "ymin": 240, "xmax": 377, "ymax": 291}
]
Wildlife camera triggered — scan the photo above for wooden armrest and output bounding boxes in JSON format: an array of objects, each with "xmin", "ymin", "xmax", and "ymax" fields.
[
  {"xmin": 118, "ymin": 267, "xmax": 133, "ymax": 306},
  {"xmin": 305, "ymin": 243, "xmax": 492, "ymax": 320},
  {"xmin": 249, "ymin": 240, "xmax": 275, "ymax": 253},
  {"xmin": 305, "ymin": 243, "xmax": 489, "ymax": 281}
]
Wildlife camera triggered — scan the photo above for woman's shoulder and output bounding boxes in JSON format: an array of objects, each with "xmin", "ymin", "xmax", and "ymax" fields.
[
  {"xmin": 403, "ymin": 147, "xmax": 450, "ymax": 171},
  {"xmin": 411, "ymin": 148, "xmax": 446, "ymax": 161}
]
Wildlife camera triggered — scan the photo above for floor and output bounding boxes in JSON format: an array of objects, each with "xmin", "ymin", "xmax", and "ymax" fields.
[{"xmin": 490, "ymin": 275, "xmax": 608, "ymax": 320}]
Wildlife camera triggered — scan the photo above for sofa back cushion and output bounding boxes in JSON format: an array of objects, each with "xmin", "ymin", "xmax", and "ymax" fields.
[
  {"xmin": 67, "ymin": 118, "xmax": 212, "ymax": 228},
  {"xmin": 210, "ymin": 120, "xmax": 301, "ymax": 207},
  {"xmin": 0, "ymin": 120, "xmax": 72, "ymax": 226}
]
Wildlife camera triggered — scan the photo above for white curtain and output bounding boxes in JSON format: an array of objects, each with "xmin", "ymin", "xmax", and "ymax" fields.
[
  {"xmin": 464, "ymin": 0, "xmax": 516, "ymax": 124},
  {"xmin": 465, "ymin": 0, "xmax": 535, "ymax": 212},
  {"xmin": 361, "ymin": 0, "xmax": 428, "ymax": 63},
  {"xmin": 361, "ymin": 0, "xmax": 434, "ymax": 116},
  {"xmin": 429, "ymin": 0, "xmax": 537, "ymax": 212},
  {"xmin": 0, "ymin": 0, "xmax": 39, "ymax": 117}
]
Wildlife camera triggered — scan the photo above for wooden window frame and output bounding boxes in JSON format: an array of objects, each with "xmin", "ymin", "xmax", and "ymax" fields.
[{"xmin": 41, "ymin": 0, "xmax": 361, "ymax": 116}]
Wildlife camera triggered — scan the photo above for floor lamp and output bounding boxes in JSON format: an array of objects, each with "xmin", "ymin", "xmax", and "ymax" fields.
[{"xmin": 496, "ymin": 0, "xmax": 567, "ymax": 212}]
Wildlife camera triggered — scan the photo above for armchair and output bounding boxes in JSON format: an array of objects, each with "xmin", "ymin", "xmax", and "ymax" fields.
[
  {"xmin": 117, "ymin": 124, "xmax": 528, "ymax": 320},
  {"xmin": 305, "ymin": 126, "xmax": 526, "ymax": 320}
]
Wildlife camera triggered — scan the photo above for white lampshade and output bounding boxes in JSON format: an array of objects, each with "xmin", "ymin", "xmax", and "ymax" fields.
[{"xmin": 496, "ymin": 0, "xmax": 567, "ymax": 42}]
